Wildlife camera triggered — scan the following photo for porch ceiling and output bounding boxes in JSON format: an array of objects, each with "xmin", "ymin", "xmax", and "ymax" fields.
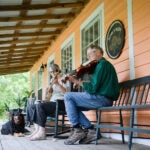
[{"xmin": 0, "ymin": 0, "xmax": 89, "ymax": 75}]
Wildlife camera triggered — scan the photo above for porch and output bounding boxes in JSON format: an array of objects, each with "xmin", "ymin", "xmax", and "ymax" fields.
[
  {"xmin": 0, "ymin": 131, "xmax": 150, "ymax": 150},
  {"xmin": 0, "ymin": 120, "xmax": 150, "ymax": 150},
  {"xmin": 0, "ymin": 0, "xmax": 150, "ymax": 149}
]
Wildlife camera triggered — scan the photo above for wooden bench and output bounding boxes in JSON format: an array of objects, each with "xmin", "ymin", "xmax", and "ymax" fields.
[{"xmin": 94, "ymin": 75, "xmax": 150, "ymax": 150}]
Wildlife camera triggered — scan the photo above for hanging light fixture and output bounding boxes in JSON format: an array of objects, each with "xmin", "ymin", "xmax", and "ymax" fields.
[{"xmin": 39, "ymin": 63, "xmax": 47, "ymax": 72}]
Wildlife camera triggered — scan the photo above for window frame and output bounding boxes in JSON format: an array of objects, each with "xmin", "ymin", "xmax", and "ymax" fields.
[
  {"xmin": 80, "ymin": 3, "xmax": 104, "ymax": 63},
  {"xmin": 61, "ymin": 33, "xmax": 75, "ymax": 73},
  {"xmin": 31, "ymin": 72, "xmax": 36, "ymax": 98},
  {"xmin": 47, "ymin": 53, "xmax": 55, "ymax": 87},
  {"xmin": 37, "ymin": 68, "xmax": 43, "ymax": 100}
]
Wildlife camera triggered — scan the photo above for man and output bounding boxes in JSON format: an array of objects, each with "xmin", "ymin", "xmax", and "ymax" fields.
[{"xmin": 64, "ymin": 45, "xmax": 119, "ymax": 145}]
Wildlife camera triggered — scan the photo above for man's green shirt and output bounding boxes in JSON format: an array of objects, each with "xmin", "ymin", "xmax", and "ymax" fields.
[{"xmin": 83, "ymin": 57, "xmax": 119, "ymax": 100}]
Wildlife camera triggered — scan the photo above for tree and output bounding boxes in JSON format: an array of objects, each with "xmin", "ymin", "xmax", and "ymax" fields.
[{"xmin": 0, "ymin": 72, "xmax": 30, "ymax": 119}]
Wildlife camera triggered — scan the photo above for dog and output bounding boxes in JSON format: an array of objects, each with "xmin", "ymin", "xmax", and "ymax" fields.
[{"xmin": 1, "ymin": 111, "xmax": 25, "ymax": 136}]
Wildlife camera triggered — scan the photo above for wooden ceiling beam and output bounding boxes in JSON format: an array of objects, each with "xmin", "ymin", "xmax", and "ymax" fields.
[
  {"xmin": 0, "ymin": 67, "xmax": 31, "ymax": 73},
  {"xmin": 0, "ymin": 37, "xmax": 53, "ymax": 45},
  {"xmin": 0, "ymin": 56, "xmax": 40, "ymax": 63},
  {"xmin": 0, "ymin": 23, "xmax": 66, "ymax": 31},
  {"xmin": 0, "ymin": 63, "xmax": 33, "ymax": 69},
  {"xmin": 0, "ymin": 53, "xmax": 41, "ymax": 59},
  {"xmin": 0, "ymin": 2, "xmax": 84, "ymax": 11},
  {"xmin": 0, "ymin": 60, "xmax": 36, "ymax": 65},
  {"xmin": 0, "ymin": 48, "xmax": 46, "ymax": 54},
  {"xmin": 0, "ymin": 43, "xmax": 49, "ymax": 50},
  {"xmin": 0, "ymin": 60, "xmax": 37, "ymax": 65},
  {"xmin": 0, "ymin": 31, "xmax": 60, "ymax": 38},
  {"xmin": 0, "ymin": 70, "xmax": 30, "ymax": 76},
  {"xmin": 0, "ymin": 14, "xmax": 74, "ymax": 22},
  {"xmin": 0, "ymin": 51, "xmax": 44, "ymax": 56}
]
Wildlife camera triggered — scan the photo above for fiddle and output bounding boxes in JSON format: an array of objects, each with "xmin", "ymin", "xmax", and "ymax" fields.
[
  {"xmin": 62, "ymin": 59, "xmax": 97, "ymax": 83},
  {"xmin": 46, "ymin": 73, "xmax": 59, "ymax": 98}
]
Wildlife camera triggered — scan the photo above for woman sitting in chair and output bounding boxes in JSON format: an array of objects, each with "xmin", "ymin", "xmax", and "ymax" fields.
[{"xmin": 27, "ymin": 64, "xmax": 70, "ymax": 140}]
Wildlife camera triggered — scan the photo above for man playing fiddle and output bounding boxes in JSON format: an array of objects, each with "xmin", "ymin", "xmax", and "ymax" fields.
[{"xmin": 64, "ymin": 45, "xmax": 120, "ymax": 145}]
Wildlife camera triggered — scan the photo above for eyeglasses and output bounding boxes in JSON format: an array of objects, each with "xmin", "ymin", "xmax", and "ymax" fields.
[{"xmin": 87, "ymin": 50, "xmax": 96, "ymax": 59}]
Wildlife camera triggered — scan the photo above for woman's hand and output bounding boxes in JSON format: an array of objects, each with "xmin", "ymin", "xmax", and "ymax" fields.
[
  {"xmin": 51, "ymin": 77, "xmax": 59, "ymax": 85},
  {"xmin": 42, "ymin": 100, "xmax": 49, "ymax": 103}
]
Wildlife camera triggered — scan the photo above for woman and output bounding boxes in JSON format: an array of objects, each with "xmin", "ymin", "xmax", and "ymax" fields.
[{"xmin": 27, "ymin": 64, "xmax": 70, "ymax": 140}]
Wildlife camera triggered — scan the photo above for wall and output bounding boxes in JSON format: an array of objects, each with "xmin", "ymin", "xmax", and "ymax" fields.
[
  {"xmin": 30, "ymin": 0, "xmax": 150, "ymax": 144},
  {"xmin": 132, "ymin": 0, "xmax": 150, "ymax": 139}
]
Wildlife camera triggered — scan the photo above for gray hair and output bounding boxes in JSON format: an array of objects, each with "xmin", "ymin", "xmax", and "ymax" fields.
[
  {"xmin": 50, "ymin": 64, "xmax": 61, "ymax": 73},
  {"xmin": 88, "ymin": 44, "xmax": 104, "ymax": 55}
]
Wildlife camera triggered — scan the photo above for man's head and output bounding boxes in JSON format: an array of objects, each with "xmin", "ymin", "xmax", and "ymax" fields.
[{"xmin": 87, "ymin": 45, "xmax": 103, "ymax": 61}]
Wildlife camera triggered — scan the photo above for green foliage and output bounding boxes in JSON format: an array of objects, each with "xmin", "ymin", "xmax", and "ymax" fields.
[
  {"xmin": 14, "ymin": 95, "xmax": 26, "ymax": 108},
  {"xmin": 0, "ymin": 103, "xmax": 5, "ymax": 116},
  {"xmin": 4, "ymin": 103, "xmax": 9, "ymax": 112},
  {"xmin": 0, "ymin": 72, "xmax": 30, "ymax": 119}
]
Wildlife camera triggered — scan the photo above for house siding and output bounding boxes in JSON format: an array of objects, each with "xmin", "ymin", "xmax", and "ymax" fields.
[{"xmin": 30, "ymin": 0, "xmax": 150, "ymax": 143}]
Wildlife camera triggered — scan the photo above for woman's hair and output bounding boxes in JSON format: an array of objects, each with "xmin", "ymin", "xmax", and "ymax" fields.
[
  {"xmin": 50, "ymin": 64, "xmax": 61, "ymax": 73},
  {"xmin": 88, "ymin": 44, "xmax": 104, "ymax": 56}
]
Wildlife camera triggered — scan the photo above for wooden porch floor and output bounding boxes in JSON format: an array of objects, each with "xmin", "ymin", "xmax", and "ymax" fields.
[{"xmin": 0, "ymin": 125, "xmax": 150, "ymax": 150}]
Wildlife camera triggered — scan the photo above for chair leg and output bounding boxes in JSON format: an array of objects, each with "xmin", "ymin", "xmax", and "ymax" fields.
[
  {"xmin": 54, "ymin": 102, "xmax": 59, "ymax": 137},
  {"xmin": 128, "ymin": 108, "xmax": 134, "ymax": 150},
  {"xmin": 61, "ymin": 114, "xmax": 65, "ymax": 132},
  {"xmin": 119, "ymin": 109, "xmax": 125, "ymax": 144}
]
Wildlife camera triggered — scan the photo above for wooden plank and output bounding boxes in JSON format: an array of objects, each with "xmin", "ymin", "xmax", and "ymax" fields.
[
  {"xmin": 0, "ymin": 14, "xmax": 74, "ymax": 22},
  {"xmin": 134, "ymin": 39, "xmax": 150, "ymax": 55},
  {"xmin": 0, "ymin": 38, "xmax": 52, "ymax": 45},
  {"xmin": 0, "ymin": 23, "xmax": 66, "ymax": 31},
  {"xmin": 134, "ymin": 51, "xmax": 150, "ymax": 67},
  {"xmin": 133, "ymin": 27, "xmax": 150, "ymax": 44},
  {"xmin": 0, "ymin": 2, "xmax": 84, "ymax": 11},
  {"xmin": 135, "ymin": 63, "xmax": 150, "ymax": 78},
  {"xmin": 0, "ymin": 126, "xmax": 150, "ymax": 150},
  {"xmin": 0, "ymin": 31, "xmax": 60, "ymax": 38}
]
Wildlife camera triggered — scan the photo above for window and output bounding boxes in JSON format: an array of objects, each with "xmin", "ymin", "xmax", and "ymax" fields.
[
  {"xmin": 38, "ymin": 71, "xmax": 43, "ymax": 90},
  {"xmin": 47, "ymin": 54, "xmax": 55, "ymax": 86},
  {"xmin": 48, "ymin": 60, "xmax": 54, "ymax": 81},
  {"xmin": 81, "ymin": 4, "xmax": 104, "ymax": 63},
  {"xmin": 32, "ymin": 73, "xmax": 36, "ymax": 97},
  {"xmin": 61, "ymin": 37, "xmax": 74, "ymax": 74},
  {"xmin": 38, "ymin": 71, "xmax": 43, "ymax": 100}
]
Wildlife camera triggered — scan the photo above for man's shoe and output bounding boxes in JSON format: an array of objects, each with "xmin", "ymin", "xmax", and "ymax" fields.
[
  {"xmin": 67, "ymin": 128, "xmax": 74, "ymax": 139},
  {"xmin": 79, "ymin": 129, "xmax": 97, "ymax": 144},
  {"xmin": 64, "ymin": 128, "xmax": 86, "ymax": 145}
]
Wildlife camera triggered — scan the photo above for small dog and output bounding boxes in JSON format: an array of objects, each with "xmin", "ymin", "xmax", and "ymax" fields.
[{"xmin": 1, "ymin": 111, "xmax": 25, "ymax": 136}]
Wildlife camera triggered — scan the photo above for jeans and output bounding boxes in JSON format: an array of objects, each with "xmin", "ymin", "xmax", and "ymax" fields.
[
  {"xmin": 26, "ymin": 104, "xmax": 36, "ymax": 123},
  {"xmin": 64, "ymin": 92, "xmax": 113, "ymax": 128}
]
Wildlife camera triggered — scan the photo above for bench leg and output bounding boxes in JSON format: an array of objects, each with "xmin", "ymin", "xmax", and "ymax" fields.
[
  {"xmin": 95, "ymin": 110, "xmax": 101, "ymax": 145},
  {"xmin": 119, "ymin": 109, "xmax": 125, "ymax": 144},
  {"xmin": 128, "ymin": 108, "xmax": 134, "ymax": 150}
]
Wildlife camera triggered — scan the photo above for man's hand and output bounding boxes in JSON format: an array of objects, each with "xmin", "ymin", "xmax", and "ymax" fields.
[{"xmin": 68, "ymin": 76, "xmax": 83, "ymax": 87}]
